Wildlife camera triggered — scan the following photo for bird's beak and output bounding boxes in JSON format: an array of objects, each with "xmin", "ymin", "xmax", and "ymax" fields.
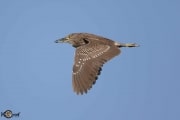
[{"xmin": 55, "ymin": 38, "xmax": 69, "ymax": 43}]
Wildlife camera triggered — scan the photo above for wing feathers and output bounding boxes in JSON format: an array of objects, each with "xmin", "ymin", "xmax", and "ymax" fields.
[{"xmin": 72, "ymin": 44, "xmax": 120, "ymax": 94}]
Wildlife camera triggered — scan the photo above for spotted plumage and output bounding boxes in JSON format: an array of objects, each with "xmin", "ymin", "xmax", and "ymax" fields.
[{"xmin": 55, "ymin": 33, "xmax": 138, "ymax": 95}]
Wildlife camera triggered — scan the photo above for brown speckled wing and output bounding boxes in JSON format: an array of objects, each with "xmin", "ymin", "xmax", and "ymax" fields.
[{"xmin": 72, "ymin": 43, "xmax": 120, "ymax": 95}]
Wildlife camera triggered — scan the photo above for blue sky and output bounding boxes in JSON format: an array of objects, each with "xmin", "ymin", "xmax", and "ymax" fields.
[{"xmin": 0, "ymin": 0, "xmax": 180, "ymax": 120}]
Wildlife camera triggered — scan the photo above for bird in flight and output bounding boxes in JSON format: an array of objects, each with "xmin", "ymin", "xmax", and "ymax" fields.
[{"xmin": 55, "ymin": 33, "xmax": 139, "ymax": 95}]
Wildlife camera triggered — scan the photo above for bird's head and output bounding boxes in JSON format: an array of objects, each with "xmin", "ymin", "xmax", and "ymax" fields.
[{"xmin": 55, "ymin": 33, "xmax": 89, "ymax": 48}]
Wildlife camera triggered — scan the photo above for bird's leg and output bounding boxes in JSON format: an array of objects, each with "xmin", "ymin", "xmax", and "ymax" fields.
[{"xmin": 115, "ymin": 42, "xmax": 139, "ymax": 47}]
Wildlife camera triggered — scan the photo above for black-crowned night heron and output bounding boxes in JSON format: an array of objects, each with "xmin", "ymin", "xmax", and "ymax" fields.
[{"xmin": 55, "ymin": 33, "xmax": 139, "ymax": 95}]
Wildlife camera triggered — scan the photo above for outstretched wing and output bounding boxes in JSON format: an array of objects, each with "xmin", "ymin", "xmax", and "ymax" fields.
[{"xmin": 72, "ymin": 43, "xmax": 120, "ymax": 95}]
